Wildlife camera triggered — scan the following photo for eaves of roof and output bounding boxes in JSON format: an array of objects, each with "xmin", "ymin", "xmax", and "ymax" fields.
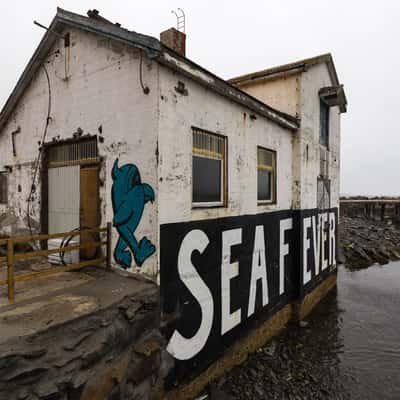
[
  {"xmin": 229, "ymin": 54, "xmax": 338, "ymax": 85},
  {"xmin": 229, "ymin": 53, "xmax": 347, "ymax": 113},
  {"xmin": 0, "ymin": 8, "xmax": 300, "ymax": 133}
]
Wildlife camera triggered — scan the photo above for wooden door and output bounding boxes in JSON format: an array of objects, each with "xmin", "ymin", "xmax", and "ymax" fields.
[{"xmin": 80, "ymin": 166, "xmax": 99, "ymax": 259}]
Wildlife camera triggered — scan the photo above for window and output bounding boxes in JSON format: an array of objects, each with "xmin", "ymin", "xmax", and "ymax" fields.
[
  {"xmin": 257, "ymin": 147, "xmax": 276, "ymax": 203},
  {"xmin": 192, "ymin": 128, "xmax": 226, "ymax": 206},
  {"xmin": 317, "ymin": 178, "xmax": 330, "ymax": 210},
  {"xmin": 319, "ymin": 100, "xmax": 329, "ymax": 147},
  {"xmin": 320, "ymin": 146, "xmax": 329, "ymax": 178},
  {"xmin": 0, "ymin": 172, "xmax": 8, "ymax": 204}
]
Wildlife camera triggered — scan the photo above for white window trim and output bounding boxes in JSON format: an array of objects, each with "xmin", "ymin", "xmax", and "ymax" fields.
[
  {"xmin": 0, "ymin": 171, "xmax": 8, "ymax": 205},
  {"xmin": 258, "ymin": 199, "xmax": 274, "ymax": 205},
  {"xmin": 193, "ymin": 201, "xmax": 224, "ymax": 208},
  {"xmin": 257, "ymin": 147, "xmax": 276, "ymax": 205},
  {"xmin": 192, "ymin": 132, "xmax": 226, "ymax": 208}
]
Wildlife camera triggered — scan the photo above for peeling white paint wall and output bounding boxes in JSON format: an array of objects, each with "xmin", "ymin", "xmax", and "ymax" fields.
[
  {"xmin": 237, "ymin": 75, "xmax": 300, "ymax": 117},
  {"xmin": 0, "ymin": 27, "xmax": 160, "ymax": 277},
  {"xmin": 157, "ymin": 66, "xmax": 294, "ymax": 227},
  {"xmin": 299, "ymin": 63, "xmax": 340, "ymax": 210},
  {"xmin": 235, "ymin": 62, "xmax": 341, "ymax": 211},
  {"xmin": 0, "ymin": 25, "xmax": 338, "ymax": 282}
]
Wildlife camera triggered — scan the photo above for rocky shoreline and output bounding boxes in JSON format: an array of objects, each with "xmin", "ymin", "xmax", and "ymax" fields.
[
  {"xmin": 212, "ymin": 290, "xmax": 348, "ymax": 400},
  {"xmin": 199, "ymin": 216, "xmax": 400, "ymax": 400},
  {"xmin": 340, "ymin": 216, "xmax": 400, "ymax": 269}
]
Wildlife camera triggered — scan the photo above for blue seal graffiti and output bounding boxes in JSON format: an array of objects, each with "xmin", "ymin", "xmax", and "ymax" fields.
[{"xmin": 111, "ymin": 158, "xmax": 155, "ymax": 268}]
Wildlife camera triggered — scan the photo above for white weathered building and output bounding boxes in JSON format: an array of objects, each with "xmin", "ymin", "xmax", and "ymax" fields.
[
  {"xmin": 230, "ymin": 54, "xmax": 347, "ymax": 212},
  {"xmin": 0, "ymin": 8, "xmax": 301, "ymax": 276},
  {"xmin": 0, "ymin": 8, "xmax": 346, "ymax": 389}
]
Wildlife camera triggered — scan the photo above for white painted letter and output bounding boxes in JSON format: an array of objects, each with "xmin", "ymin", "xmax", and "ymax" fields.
[
  {"xmin": 312, "ymin": 215, "xmax": 321, "ymax": 276},
  {"xmin": 248, "ymin": 225, "xmax": 269, "ymax": 317},
  {"xmin": 321, "ymin": 213, "xmax": 328, "ymax": 271},
  {"xmin": 221, "ymin": 229, "xmax": 242, "ymax": 335},
  {"xmin": 279, "ymin": 218, "xmax": 292, "ymax": 295},
  {"xmin": 329, "ymin": 212, "xmax": 336, "ymax": 267},
  {"xmin": 303, "ymin": 217, "xmax": 312, "ymax": 285},
  {"xmin": 167, "ymin": 230, "xmax": 214, "ymax": 360}
]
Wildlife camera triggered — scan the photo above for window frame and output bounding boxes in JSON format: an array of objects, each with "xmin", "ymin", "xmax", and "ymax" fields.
[
  {"xmin": 257, "ymin": 146, "xmax": 277, "ymax": 205},
  {"xmin": 317, "ymin": 177, "xmax": 331, "ymax": 210},
  {"xmin": 0, "ymin": 171, "xmax": 8, "ymax": 205},
  {"xmin": 192, "ymin": 127, "xmax": 227, "ymax": 208},
  {"xmin": 319, "ymin": 99, "xmax": 330, "ymax": 149}
]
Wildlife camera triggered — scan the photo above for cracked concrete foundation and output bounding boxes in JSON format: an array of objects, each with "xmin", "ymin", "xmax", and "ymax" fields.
[{"xmin": 0, "ymin": 268, "xmax": 168, "ymax": 400}]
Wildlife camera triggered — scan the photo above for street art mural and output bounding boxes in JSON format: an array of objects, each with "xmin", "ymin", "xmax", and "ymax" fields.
[
  {"xmin": 111, "ymin": 159, "xmax": 155, "ymax": 268},
  {"xmin": 160, "ymin": 208, "xmax": 338, "ymax": 385}
]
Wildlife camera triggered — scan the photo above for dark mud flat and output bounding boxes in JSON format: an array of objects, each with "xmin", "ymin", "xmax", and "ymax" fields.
[{"xmin": 215, "ymin": 262, "xmax": 400, "ymax": 400}]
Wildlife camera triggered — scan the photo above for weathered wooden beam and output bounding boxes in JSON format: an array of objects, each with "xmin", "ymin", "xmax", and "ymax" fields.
[
  {"xmin": 7, "ymin": 239, "xmax": 15, "ymax": 302},
  {"xmin": 0, "ymin": 257, "xmax": 106, "ymax": 286},
  {"xmin": 14, "ymin": 240, "xmax": 107, "ymax": 261},
  {"xmin": 106, "ymin": 222, "xmax": 112, "ymax": 269},
  {"xmin": 14, "ymin": 227, "xmax": 107, "ymax": 244}
]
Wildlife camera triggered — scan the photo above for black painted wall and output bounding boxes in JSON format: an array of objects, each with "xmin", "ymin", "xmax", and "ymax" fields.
[{"xmin": 160, "ymin": 208, "xmax": 338, "ymax": 386}]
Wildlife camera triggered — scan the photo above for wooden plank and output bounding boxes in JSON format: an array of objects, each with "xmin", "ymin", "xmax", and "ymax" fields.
[
  {"xmin": 0, "ymin": 239, "xmax": 7, "ymax": 246},
  {"xmin": 0, "ymin": 256, "xmax": 7, "ymax": 263},
  {"xmin": 0, "ymin": 257, "xmax": 106, "ymax": 286},
  {"xmin": 106, "ymin": 222, "xmax": 112, "ymax": 269},
  {"xmin": 80, "ymin": 166, "xmax": 100, "ymax": 259},
  {"xmin": 7, "ymin": 239, "xmax": 15, "ymax": 302},
  {"xmin": 13, "ymin": 227, "xmax": 107, "ymax": 244},
  {"xmin": 14, "ymin": 241, "xmax": 107, "ymax": 261},
  {"xmin": 48, "ymin": 158, "xmax": 100, "ymax": 168}
]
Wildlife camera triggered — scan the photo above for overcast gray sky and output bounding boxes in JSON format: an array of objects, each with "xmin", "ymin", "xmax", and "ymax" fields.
[{"xmin": 0, "ymin": 0, "xmax": 399, "ymax": 196}]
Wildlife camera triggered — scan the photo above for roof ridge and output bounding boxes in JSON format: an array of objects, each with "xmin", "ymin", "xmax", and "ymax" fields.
[
  {"xmin": 0, "ymin": 8, "xmax": 300, "ymax": 133},
  {"xmin": 229, "ymin": 53, "xmax": 335, "ymax": 84}
]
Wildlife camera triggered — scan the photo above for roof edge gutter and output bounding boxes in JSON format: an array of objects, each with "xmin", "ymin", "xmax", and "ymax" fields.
[
  {"xmin": 0, "ymin": 10, "xmax": 163, "ymax": 133},
  {"xmin": 0, "ymin": 8, "xmax": 299, "ymax": 134},
  {"xmin": 157, "ymin": 49, "xmax": 300, "ymax": 131},
  {"xmin": 230, "ymin": 65, "xmax": 306, "ymax": 86},
  {"xmin": 56, "ymin": 9, "xmax": 161, "ymax": 58}
]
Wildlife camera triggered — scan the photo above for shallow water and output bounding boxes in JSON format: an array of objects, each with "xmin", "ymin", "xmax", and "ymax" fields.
[
  {"xmin": 337, "ymin": 262, "xmax": 400, "ymax": 399},
  {"xmin": 220, "ymin": 262, "xmax": 400, "ymax": 399}
]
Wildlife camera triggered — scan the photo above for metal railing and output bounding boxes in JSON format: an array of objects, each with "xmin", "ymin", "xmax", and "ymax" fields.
[{"xmin": 0, "ymin": 223, "xmax": 112, "ymax": 302}]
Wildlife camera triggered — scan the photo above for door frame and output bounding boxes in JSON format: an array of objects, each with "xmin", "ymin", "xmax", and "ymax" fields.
[{"xmin": 41, "ymin": 137, "xmax": 100, "ymax": 240}]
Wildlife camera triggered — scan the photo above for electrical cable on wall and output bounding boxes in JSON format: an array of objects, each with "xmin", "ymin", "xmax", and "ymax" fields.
[
  {"xmin": 59, "ymin": 229, "xmax": 80, "ymax": 266},
  {"xmin": 139, "ymin": 50, "xmax": 150, "ymax": 94},
  {"xmin": 26, "ymin": 63, "xmax": 52, "ymax": 248},
  {"xmin": 59, "ymin": 226, "xmax": 96, "ymax": 266}
]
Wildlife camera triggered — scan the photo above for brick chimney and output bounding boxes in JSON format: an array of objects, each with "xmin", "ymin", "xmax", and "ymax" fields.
[{"xmin": 160, "ymin": 28, "xmax": 186, "ymax": 57}]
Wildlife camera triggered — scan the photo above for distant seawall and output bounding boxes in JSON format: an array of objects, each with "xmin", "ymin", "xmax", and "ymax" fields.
[{"xmin": 340, "ymin": 198, "xmax": 400, "ymax": 269}]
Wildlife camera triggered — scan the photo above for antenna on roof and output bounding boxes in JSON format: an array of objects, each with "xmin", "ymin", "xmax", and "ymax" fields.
[{"xmin": 171, "ymin": 8, "xmax": 185, "ymax": 33}]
